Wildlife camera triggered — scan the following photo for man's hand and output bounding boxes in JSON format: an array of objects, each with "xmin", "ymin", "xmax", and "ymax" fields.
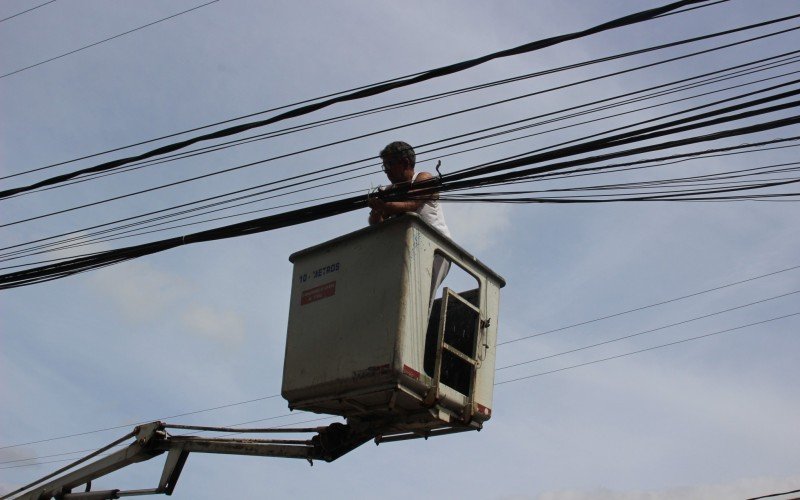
[
  {"xmin": 368, "ymin": 194, "xmax": 387, "ymax": 225},
  {"xmin": 368, "ymin": 209, "xmax": 384, "ymax": 226},
  {"xmin": 367, "ymin": 196, "xmax": 386, "ymax": 212}
]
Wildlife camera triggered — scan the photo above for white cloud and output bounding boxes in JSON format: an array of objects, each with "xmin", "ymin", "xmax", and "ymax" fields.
[
  {"xmin": 445, "ymin": 202, "xmax": 511, "ymax": 253},
  {"xmin": 180, "ymin": 305, "xmax": 245, "ymax": 346},
  {"xmin": 88, "ymin": 259, "xmax": 246, "ymax": 347},
  {"xmin": 89, "ymin": 260, "xmax": 186, "ymax": 322}
]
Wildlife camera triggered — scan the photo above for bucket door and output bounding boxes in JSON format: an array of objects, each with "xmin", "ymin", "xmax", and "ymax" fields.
[{"xmin": 425, "ymin": 287, "xmax": 482, "ymax": 421}]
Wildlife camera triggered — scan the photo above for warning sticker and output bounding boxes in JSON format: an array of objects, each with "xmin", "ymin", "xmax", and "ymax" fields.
[{"xmin": 300, "ymin": 281, "xmax": 336, "ymax": 305}]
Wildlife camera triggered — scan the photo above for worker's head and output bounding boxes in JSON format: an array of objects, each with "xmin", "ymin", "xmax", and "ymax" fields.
[{"xmin": 380, "ymin": 141, "xmax": 415, "ymax": 183}]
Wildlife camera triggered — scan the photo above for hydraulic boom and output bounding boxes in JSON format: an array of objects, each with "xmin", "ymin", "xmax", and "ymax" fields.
[{"xmin": 3, "ymin": 420, "xmax": 380, "ymax": 500}]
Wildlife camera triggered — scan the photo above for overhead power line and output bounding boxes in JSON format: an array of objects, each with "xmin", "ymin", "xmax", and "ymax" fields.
[
  {"xmin": 0, "ymin": 431, "xmax": 139, "ymax": 499},
  {"xmin": 0, "ymin": 0, "xmax": 56, "ymax": 24},
  {"xmin": 495, "ymin": 311, "xmax": 800, "ymax": 385},
  {"xmin": 2, "ymin": 261, "xmax": 796, "ymax": 454},
  {"xmin": 34, "ymin": 61, "xmax": 797, "ymax": 202},
  {"xmin": 440, "ymin": 158, "xmax": 800, "ymax": 203},
  {"xmin": 2, "ymin": 1, "xmax": 732, "ymax": 182},
  {"xmin": 12, "ymin": 13, "xmax": 796, "ymax": 199},
  {"xmin": 4, "ymin": 155, "xmax": 796, "ymax": 270},
  {"xmin": 436, "ymin": 74, "xmax": 800, "ymax": 185},
  {"xmin": 0, "ymin": 0, "xmax": 715, "ymax": 198},
  {"xmin": 0, "ymin": 411, "xmax": 309, "ymax": 467},
  {"xmin": 4, "ymin": 49, "xmax": 796, "ymax": 265},
  {"xmin": 6, "ymin": 146, "xmax": 797, "ymax": 268},
  {"xmin": 0, "ymin": 0, "xmax": 219, "ymax": 80},
  {"xmin": 4, "ymin": 2, "xmax": 774, "ymax": 190},
  {"xmin": 0, "ymin": 394, "xmax": 280, "ymax": 451},
  {"xmin": 5, "ymin": 22, "xmax": 798, "ymax": 232},
  {"xmin": 1, "ymin": 293, "xmax": 788, "ymax": 473},
  {"xmin": 0, "ymin": 415, "xmax": 337, "ymax": 473},
  {"xmin": 654, "ymin": 0, "xmax": 728, "ymax": 18},
  {"xmin": 1, "ymin": 65, "xmax": 794, "ymax": 273},
  {"xmin": 498, "ymin": 264, "xmax": 800, "ymax": 345},
  {"xmin": 480, "ymin": 138, "xmax": 800, "ymax": 194},
  {"xmin": 497, "ymin": 289, "xmax": 800, "ymax": 370},
  {"xmin": 441, "ymin": 83, "xmax": 800, "ymax": 182},
  {"xmin": 2, "ymin": 103, "xmax": 799, "ymax": 289},
  {"xmin": 0, "ymin": 185, "xmax": 371, "ymax": 268},
  {"xmin": 437, "ymin": 105, "xmax": 800, "ymax": 192},
  {"xmin": 747, "ymin": 487, "xmax": 800, "ymax": 500},
  {"xmin": 4, "ymin": 290, "xmax": 797, "ymax": 469}
]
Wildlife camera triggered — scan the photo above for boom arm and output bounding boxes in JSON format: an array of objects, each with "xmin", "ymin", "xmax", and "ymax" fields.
[{"xmin": 4, "ymin": 421, "xmax": 374, "ymax": 500}]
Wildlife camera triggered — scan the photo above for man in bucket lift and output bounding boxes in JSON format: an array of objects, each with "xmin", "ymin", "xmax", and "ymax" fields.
[{"xmin": 368, "ymin": 141, "xmax": 451, "ymax": 300}]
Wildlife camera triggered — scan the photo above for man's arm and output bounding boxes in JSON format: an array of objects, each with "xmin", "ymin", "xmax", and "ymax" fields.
[{"xmin": 369, "ymin": 172, "xmax": 437, "ymax": 216}]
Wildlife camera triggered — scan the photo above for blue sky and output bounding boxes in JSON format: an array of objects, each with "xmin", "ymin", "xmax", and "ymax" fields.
[{"xmin": 1, "ymin": 1, "xmax": 799, "ymax": 499}]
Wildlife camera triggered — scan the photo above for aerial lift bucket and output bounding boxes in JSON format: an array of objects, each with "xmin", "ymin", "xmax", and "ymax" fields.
[{"xmin": 282, "ymin": 213, "xmax": 506, "ymax": 442}]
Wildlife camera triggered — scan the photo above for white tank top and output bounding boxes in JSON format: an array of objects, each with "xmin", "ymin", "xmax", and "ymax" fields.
[{"xmin": 412, "ymin": 172, "xmax": 451, "ymax": 238}]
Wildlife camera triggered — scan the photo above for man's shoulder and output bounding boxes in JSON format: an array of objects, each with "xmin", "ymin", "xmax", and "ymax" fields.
[{"xmin": 415, "ymin": 171, "xmax": 435, "ymax": 181}]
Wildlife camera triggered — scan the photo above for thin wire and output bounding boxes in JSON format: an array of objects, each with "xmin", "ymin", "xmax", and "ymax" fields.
[
  {"xmin": 1, "ymin": 186, "xmax": 368, "ymax": 265},
  {"xmin": 445, "ymin": 164, "xmax": 800, "ymax": 200},
  {"xmin": 654, "ymin": 0, "xmax": 728, "ymax": 18},
  {"xmin": 444, "ymin": 82, "xmax": 800, "ymax": 183},
  {"xmin": 13, "ymin": 152, "xmax": 796, "ymax": 265},
  {"xmin": 6, "ymin": 298, "xmax": 793, "ymax": 469},
  {"xmin": 0, "ymin": 0, "xmax": 748, "ymax": 196},
  {"xmin": 7, "ymin": 51, "xmax": 794, "ymax": 262},
  {"xmin": 2, "ymin": 0, "xmax": 725, "ymax": 181},
  {"xmin": 37, "ymin": 51, "xmax": 798, "ymax": 199},
  {"xmin": 437, "ymin": 107, "xmax": 800, "ymax": 194},
  {"xmin": 420, "ymin": 69, "xmax": 800, "ymax": 185},
  {"xmin": 0, "ymin": 415, "xmax": 337, "ymax": 473},
  {"xmin": 6, "ymin": 29, "xmax": 799, "ymax": 230},
  {"xmin": 482, "ymin": 166, "xmax": 800, "ymax": 195},
  {"xmin": 495, "ymin": 312, "xmax": 800, "ymax": 385},
  {"xmin": 0, "ymin": 0, "xmax": 56, "ymax": 24},
  {"xmin": 499, "ymin": 264, "xmax": 800, "ymax": 345},
  {"xmin": 0, "ymin": 0, "xmax": 219, "ymax": 80},
  {"xmin": 410, "ymin": 50, "xmax": 800, "ymax": 174},
  {"xmin": 37, "ymin": 82, "xmax": 791, "ymax": 255},
  {"xmin": 0, "ymin": 411, "xmax": 309, "ymax": 467},
  {"xmin": 497, "ymin": 289, "xmax": 800, "ymax": 370},
  {"xmin": 7, "ymin": 32, "xmax": 791, "ymax": 233},
  {"xmin": 0, "ymin": 394, "xmax": 280, "ymax": 451},
  {"xmin": 5, "ymin": 307, "xmax": 796, "ymax": 470},
  {"xmin": 3, "ymin": 111, "xmax": 799, "ymax": 289},
  {"xmin": 2, "ymin": 261, "xmax": 798, "ymax": 458},
  {"xmin": 495, "ymin": 138, "xmax": 800, "ymax": 187},
  {"xmin": 27, "ymin": 46, "xmax": 798, "ymax": 197},
  {"xmin": 747, "ymin": 488, "xmax": 800, "ymax": 500},
  {"xmin": 438, "ymin": 188, "xmax": 800, "ymax": 204},
  {"xmin": 6, "ymin": 150, "xmax": 795, "ymax": 267},
  {"xmin": 5, "ymin": 4, "xmax": 773, "ymax": 190},
  {"xmin": 0, "ymin": 430, "xmax": 136, "ymax": 499}
]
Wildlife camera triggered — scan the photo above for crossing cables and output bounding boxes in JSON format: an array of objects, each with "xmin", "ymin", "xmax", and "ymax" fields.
[{"xmin": 0, "ymin": 0, "xmax": 719, "ymax": 200}]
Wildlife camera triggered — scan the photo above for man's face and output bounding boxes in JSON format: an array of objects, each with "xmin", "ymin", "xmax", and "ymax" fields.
[{"xmin": 382, "ymin": 157, "xmax": 411, "ymax": 184}]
